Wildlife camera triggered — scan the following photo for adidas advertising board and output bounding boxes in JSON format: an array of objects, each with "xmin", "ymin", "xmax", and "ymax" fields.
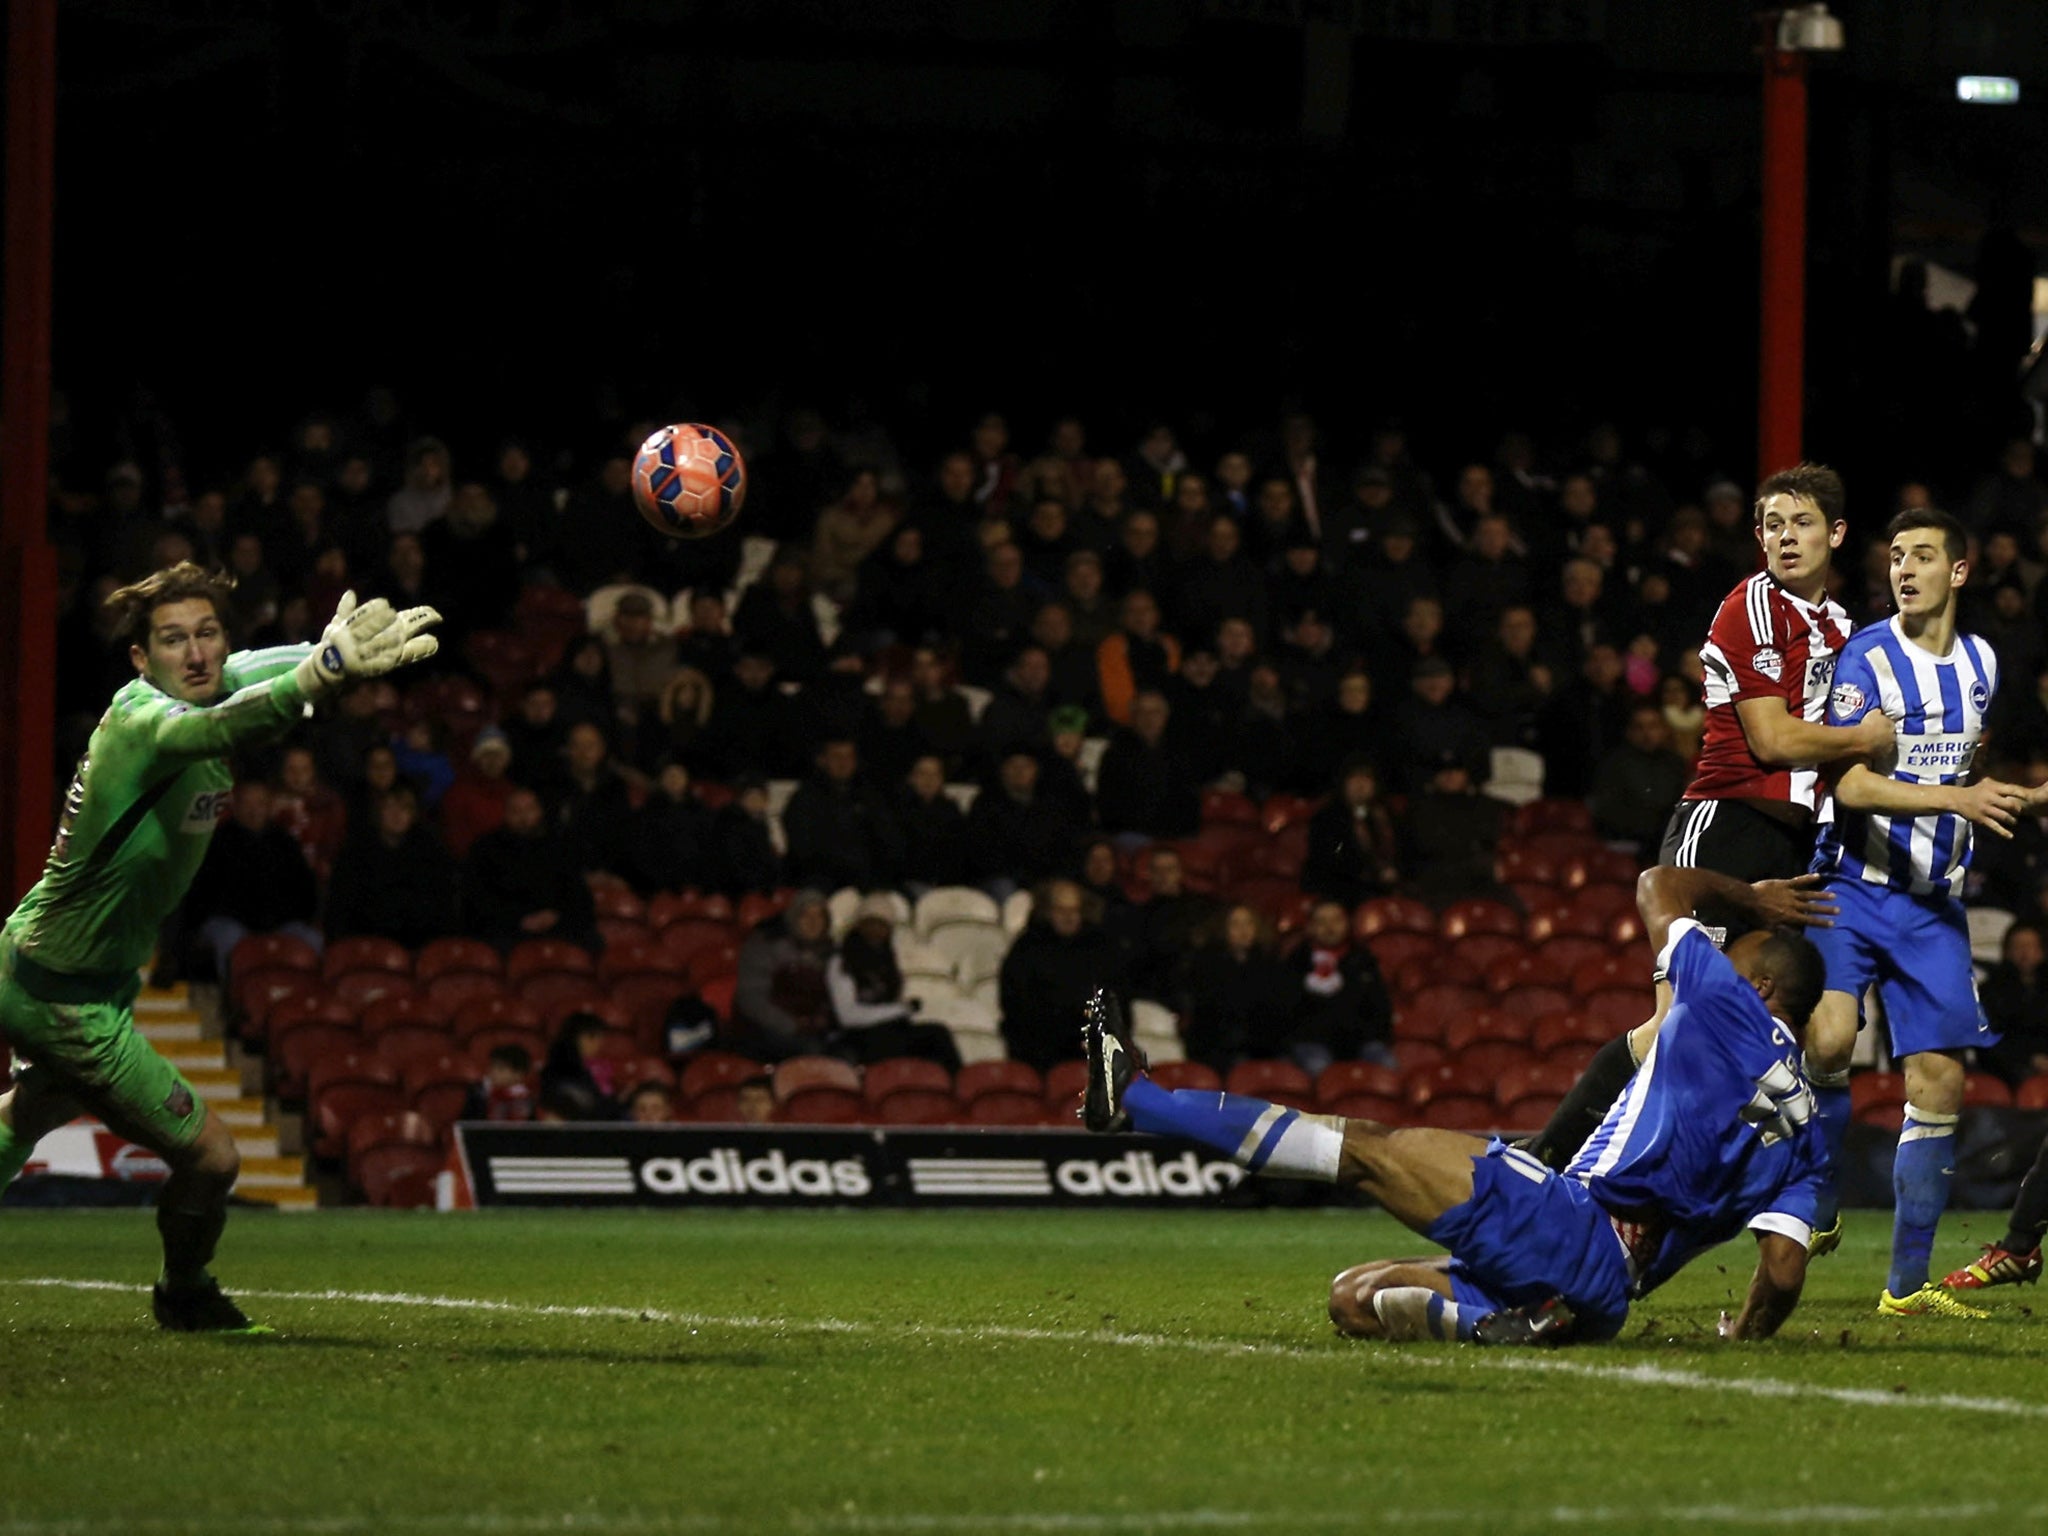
[{"xmin": 456, "ymin": 1126, "xmax": 1271, "ymax": 1208}]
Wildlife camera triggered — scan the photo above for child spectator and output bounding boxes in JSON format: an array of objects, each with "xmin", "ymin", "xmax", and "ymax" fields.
[
  {"xmin": 624, "ymin": 1083, "xmax": 677, "ymax": 1124},
  {"xmin": 459, "ymin": 1044, "xmax": 536, "ymax": 1123},
  {"xmin": 539, "ymin": 1013, "xmax": 618, "ymax": 1121},
  {"xmin": 734, "ymin": 1076, "xmax": 777, "ymax": 1125}
]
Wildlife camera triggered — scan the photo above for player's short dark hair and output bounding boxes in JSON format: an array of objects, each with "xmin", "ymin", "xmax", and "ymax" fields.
[
  {"xmin": 1755, "ymin": 463, "xmax": 1846, "ymax": 527},
  {"xmin": 1757, "ymin": 927, "xmax": 1826, "ymax": 1032},
  {"xmin": 1884, "ymin": 507, "xmax": 1969, "ymax": 563},
  {"xmin": 105, "ymin": 562, "xmax": 235, "ymax": 650}
]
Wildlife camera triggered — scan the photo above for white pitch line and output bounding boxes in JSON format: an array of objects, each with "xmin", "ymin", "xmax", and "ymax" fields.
[{"xmin": 5, "ymin": 1275, "xmax": 2047, "ymax": 1422}]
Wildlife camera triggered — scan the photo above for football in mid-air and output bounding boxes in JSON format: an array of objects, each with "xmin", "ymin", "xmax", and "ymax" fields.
[{"xmin": 631, "ymin": 422, "xmax": 746, "ymax": 538}]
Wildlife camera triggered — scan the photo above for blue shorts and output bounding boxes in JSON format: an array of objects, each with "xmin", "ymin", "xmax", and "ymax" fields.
[
  {"xmin": 1807, "ymin": 877, "xmax": 1992, "ymax": 1059},
  {"xmin": 1426, "ymin": 1139, "xmax": 1632, "ymax": 1340}
]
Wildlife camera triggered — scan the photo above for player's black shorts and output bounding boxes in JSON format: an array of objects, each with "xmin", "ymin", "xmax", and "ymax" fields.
[{"xmin": 1656, "ymin": 796, "xmax": 1813, "ymax": 882}]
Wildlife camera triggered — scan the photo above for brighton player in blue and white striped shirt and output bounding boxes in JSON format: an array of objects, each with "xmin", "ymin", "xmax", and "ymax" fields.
[{"xmin": 1804, "ymin": 508, "xmax": 2033, "ymax": 1317}]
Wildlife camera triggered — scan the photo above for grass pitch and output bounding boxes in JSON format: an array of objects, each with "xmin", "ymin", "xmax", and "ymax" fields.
[{"xmin": 3, "ymin": 1206, "xmax": 2046, "ymax": 1535}]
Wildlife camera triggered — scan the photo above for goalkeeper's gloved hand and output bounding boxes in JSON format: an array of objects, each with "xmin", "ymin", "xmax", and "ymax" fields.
[{"xmin": 294, "ymin": 590, "xmax": 443, "ymax": 694}]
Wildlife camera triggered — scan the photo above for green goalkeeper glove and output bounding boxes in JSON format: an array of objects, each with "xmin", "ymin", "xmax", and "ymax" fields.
[{"xmin": 294, "ymin": 590, "xmax": 443, "ymax": 694}]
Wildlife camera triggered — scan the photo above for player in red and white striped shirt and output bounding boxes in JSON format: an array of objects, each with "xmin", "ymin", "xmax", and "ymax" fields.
[{"xmin": 1521, "ymin": 464, "xmax": 1893, "ymax": 1174}]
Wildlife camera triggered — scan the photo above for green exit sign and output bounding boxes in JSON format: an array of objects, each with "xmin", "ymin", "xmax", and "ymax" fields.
[{"xmin": 1957, "ymin": 76, "xmax": 2021, "ymax": 105}]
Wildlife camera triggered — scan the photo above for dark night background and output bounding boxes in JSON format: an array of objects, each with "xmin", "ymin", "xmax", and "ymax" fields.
[{"xmin": 30, "ymin": 0, "xmax": 2048, "ymax": 490}]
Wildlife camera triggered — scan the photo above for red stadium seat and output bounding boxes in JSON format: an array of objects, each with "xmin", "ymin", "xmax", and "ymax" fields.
[
  {"xmin": 964, "ymin": 1091, "xmax": 1045, "ymax": 1126},
  {"xmin": 1400, "ymin": 984, "xmax": 1487, "ymax": 1038},
  {"xmin": 539, "ymin": 996, "xmax": 633, "ymax": 1038},
  {"xmin": 735, "ymin": 891, "xmax": 791, "ymax": 932},
  {"xmin": 598, "ymin": 939, "xmax": 689, "ymax": 985},
  {"xmin": 1458, "ymin": 1041, "xmax": 1535, "ymax": 1079},
  {"xmin": 1483, "ymin": 951, "xmax": 1569, "ymax": 995},
  {"xmin": 1043, "ymin": 1059, "xmax": 1090, "ymax": 1118},
  {"xmin": 597, "ymin": 918, "xmax": 656, "ymax": 950},
  {"xmin": 1535, "ymin": 936, "xmax": 1612, "ymax": 978},
  {"xmin": 699, "ymin": 974, "xmax": 739, "ymax": 1023},
  {"xmin": 875, "ymin": 1089, "xmax": 958, "ymax": 1125},
  {"xmin": 1510, "ymin": 885, "xmax": 1572, "ymax": 928},
  {"xmin": 518, "ymin": 973, "xmax": 609, "ymax": 1019},
  {"xmin": 1515, "ymin": 799, "xmax": 1596, "ymax": 837},
  {"xmin": 1260, "ymin": 793, "xmax": 1324, "ymax": 832},
  {"xmin": 1224, "ymin": 1059, "xmax": 1313, "ymax": 1102},
  {"xmin": 463, "ymin": 1026, "xmax": 546, "ymax": 1066},
  {"xmin": 1393, "ymin": 1040, "xmax": 1446, "ymax": 1075},
  {"xmin": 423, "ymin": 971, "xmax": 510, "ymax": 1013},
  {"xmin": 1530, "ymin": 1010, "xmax": 1607, "ymax": 1055},
  {"xmin": 657, "ymin": 918, "xmax": 737, "ymax": 968},
  {"xmin": 612, "ymin": 1056, "xmax": 678, "ymax": 1094},
  {"xmin": 233, "ymin": 967, "xmax": 320, "ymax": 1044},
  {"xmin": 449, "ymin": 994, "xmax": 543, "ymax": 1044},
  {"xmin": 1526, "ymin": 831, "xmax": 1604, "ymax": 867},
  {"xmin": 1440, "ymin": 1009, "xmax": 1524, "ymax": 1053},
  {"xmin": 356, "ymin": 1143, "xmax": 444, "ymax": 1208},
  {"xmin": 1231, "ymin": 877, "xmax": 1313, "ymax": 932},
  {"xmin": 273, "ymin": 1020, "xmax": 362, "ymax": 1101},
  {"xmin": 346, "ymin": 1109, "xmax": 440, "ymax": 1171},
  {"xmin": 1498, "ymin": 985, "xmax": 1576, "ymax": 1023},
  {"xmin": 1579, "ymin": 987, "xmax": 1654, "ymax": 1033},
  {"xmin": 1437, "ymin": 899, "xmax": 1522, "ymax": 940},
  {"xmin": 307, "ymin": 1048, "xmax": 399, "ymax": 1104},
  {"xmin": 774, "ymin": 1054, "xmax": 862, "ymax": 1100},
  {"xmin": 320, "ymin": 935, "xmax": 411, "ymax": 981},
  {"xmin": 1314, "ymin": 1061, "xmax": 1403, "ymax": 1106},
  {"xmin": 592, "ymin": 885, "xmax": 648, "ymax": 923},
  {"xmin": 229, "ymin": 931, "xmax": 320, "ymax": 978},
  {"xmin": 1857, "ymin": 1102, "xmax": 1907, "ymax": 1132},
  {"xmin": 330, "ymin": 971, "xmax": 416, "ymax": 1014},
  {"xmin": 1240, "ymin": 824, "xmax": 1309, "ymax": 881},
  {"xmin": 1494, "ymin": 1059, "xmax": 1584, "ymax": 1108},
  {"xmin": 1419, "ymin": 1095, "xmax": 1498, "ymax": 1132},
  {"xmin": 1498, "ymin": 1094, "xmax": 1562, "ymax": 1131},
  {"xmin": 1355, "ymin": 896, "xmax": 1436, "ymax": 937},
  {"xmin": 1404, "ymin": 1060, "xmax": 1496, "ymax": 1107},
  {"xmin": 863, "ymin": 1057, "xmax": 953, "ymax": 1105},
  {"xmin": 1449, "ymin": 933, "xmax": 1527, "ymax": 976},
  {"xmin": 1566, "ymin": 882, "xmax": 1639, "ymax": 927},
  {"xmin": 1570, "ymin": 954, "xmax": 1642, "ymax": 997},
  {"xmin": 371, "ymin": 1025, "xmax": 457, "ymax": 1077},
  {"xmin": 609, "ymin": 973, "xmax": 692, "ymax": 1037},
  {"xmin": 777, "ymin": 1087, "xmax": 864, "ymax": 1124},
  {"xmin": 415, "ymin": 937, "xmax": 503, "ymax": 984},
  {"xmin": 1201, "ymin": 789, "xmax": 1261, "ymax": 826},
  {"xmin": 648, "ymin": 890, "xmax": 736, "ymax": 928},
  {"xmin": 687, "ymin": 943, "xmax": 741, "ymax": 987},
  {"xmin": 688, "ymin": 1087, "xmax": 744, "ymax": 1122},
  {"xmin": 464, "ymin": 630, "xmax": 540, "ymax": 695},
  {"xmin": 506, "ymin": 938, "xmax": 597, "ymax": 984},
  {"xmin": 680, "ymin": 1049, "xmax": 769, "ymax": 1101},
  {"xmin": 358, "ymin": 991, "xmax": 453, "ymax": 1037},
  {"xmin": 1149, "ymin": 1060, "xmax": 1224, "ymax": 1094},
  {"xmin": 1322, "ymin": 1093, "xmax": 1409, "ymax": 1124},
  {"xmin": 311, "ymin": 1082, "xmax": 406, "ymax": 1161},
  {"xmin": 1364, "ymin": 931, "xmax": 1438, "ymax": 975},
  {"xmin": 2017, "ymin": 1076, "xmax": 2048, "ymax": 1111},
  {"xmin": 1531, "ymin": 905, "xmax": 1611, "ymax": 944},
  {"xmin": 1543, "ymin": 1041, "xmax": 1600, "ymax": 1073},
  {"xmin": 1963, "ymin": 1074, "xmax": 2013, "ymax": 1109},
  {"xmin": 1850, "ymin": 1073, "xmax": 1906, "ymax": 1117},
  {"xmin": 954, "ymin": 1060, "xmax": 1044, "ymax": 1106},
  {"xmin": 1495, "ymin": 847, "xmax": 1560, "ymax": 886}
]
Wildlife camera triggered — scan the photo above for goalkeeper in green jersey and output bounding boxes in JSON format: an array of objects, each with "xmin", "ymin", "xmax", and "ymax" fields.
[{"xmin": 0, "ymin": 563, "xmax": 440, "ymax": 1331}]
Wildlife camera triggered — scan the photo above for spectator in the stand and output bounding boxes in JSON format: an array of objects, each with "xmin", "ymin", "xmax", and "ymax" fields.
[
  {"xmin": 1295, "ymin": 668, "xmax": 1383, "ymax": 792},
  {"xmin": 270, "ymin": 743, "xmax": 346, "ymax": 878},
  {"xmin": 1302, "ymin": 759, "xmax": 1400, "ymax": 907},
  {"xmin": 626, "ymin": 762, "xmax": 714, "ymax": 896},
  {"xmin": 1391, "ymin": 656, "xmax": 1491, "ymax": 793},
  {"xmin": 1104, "ymin": 508, "xmax": 1166, "ymax": 598},
  {"xmin": 1173, "ymin": 515, "xmax": 1267, "ymax": 648},
  {"xmin": 1077, "ymin": 838, "xmax": 1135, "ymax": 938},
  {"xmin": 383, "ymin": 530, "xmax": 431, "ymax": 612},
  {"xmin": 1445, "ymin": 513, "xmax": 1533, "ymax": 636},
  {"xmin": 1285, "ymin": 899, "xmax": 1396, "ymax": 1073},
  {"xmin": 908, "ymin": 451, "xmax": 982, "ymax": 583},
  {"xmin": 961, "ymin": 541, "xmax": 1041, "ymax": 686},
  {"xmin": 1125, "ymin": 422, "xmax": 1188, "ymax": 513},
  {"xmin": 1159, "ymin": 469, "xmax": 1214, "ymax": 563},
  {"xmin": 1374, "ymin": 593, "xmax": 1450, "ymax": 689},
  {"xmin": 1343, "ymin": 513, "xmax": 1435, "ymax": 656},
  {"xmin": 1658, "ymin": 672, "xmax": 1706, "ymax": 762},
  {"xmin": 980, "ymin": 645, "xmax": 1055, "ymax": 762},
  {"xmin": 1085, "ymin": 456, "xmax": 1130, "ymax": 528},
  {"xmin": 1226, "ymin": 665, "xmax": 1297, "ymax": 801},
  {"xmin": 1269, "ymin": 532, "xmax": 1340, "ymax": 629},
  {"xmin": 1244, "ymin": 477, "xmax": 1304, "ymax": 568},
  {"xmin": 1162, "ymin": 648, "xmax": 1231, "ymax": 784},
  {"xmin": 1967, "ymin": 438, "xmax": 2048, "ymax": 541},
  {"xmin": 732, "ymin": 548, "xmax": 828, "ymax": 684},
  {"xmin": 857, "ymin": 677, "xmax": 929, "ymax": 791},
  {"xmin": 326, "ymin": 784, "xmax": 460, "ymax": 950},
  {"xmin": 1181, "ymin": 904, "xmax": 1297, "ymax": 1071},
  {"xmin": 712, "ymin": 774, "xmax": 785, "ymax": 896},
  {"xmin": 1981, "ymin": 922, "xmax": 2048, "ymax": 1088},
  {"xmin": 1463, "ymin": 604, "xmax": 1553, "ymax": 750},
  {"xmin": 753, "ymin": 408, "xmax": 846, "ymax": 544},
  {"xmin": 1986, "ymin": 575, "xmax": 2046, "ymax": 686},
  {"xmin": 1209, "ymin": 615, "xmax": 1259, "ymax": 713},
  {"xmin": 649, "ymin": 666, "xmax": 716, "ymax": 777},
  {"xmin": 703, "ymin": 650, "xmax": 807, "ymax": 781},
  {"xmin": 1537, "ymin": 642, "xmax": 1635, "ymax": 799},
  {"xmin": 603, "ymin": 591, "xmax": 679, "ymax": 745},
  {"xmin": 345, "ymin": 742, "xmax": 405, "ymax": 837},
  {"xmin": 849, "ymin": 522, "xmax": 947, "ymax": 650},
  {"xmin": 440, "ymin": 725, "xmax": 516, "ymax": 858},
  {"xmin": 896, "ymin": 755, "xmax": 970, "ymax": 893},
  {"xmin": 186, "ymin": 782, "xmax": 321, "ymax": 982},
  {"xmin": 1398, "ymin": 752, "xmax": 1509, "ymax": 908},
  {"xmin": 970, "ymin": 410, "xmax": 1022, "ymax": 519},
  {"xmin": 625, "ymin": 1083, "xmax": 677, "ymax": 1123},
  {"xmin": 491, "ymin": 441, "xmax": 557, "ymax": 568},
  {"xmin": 908, "ymin": 646, "xmax": 977, "ymax": 776},
  {"xmin": 1541, "ymin": 557, "xmax": 1623, "ymax": 678},
  {"xmin": 825, "ymin": 895, "xmax": 962, "ymax": 1070},
  {"xmin": 782, "ymin": 738, "xmax": 905, "ymax": 893},
  {"xmin": 1097, "ymin": 587, "xmax": 1181, "ymax": 728},
  {"xmin": 1061, "ymin": 549, "xmax": 1116, "ymax": 652},
  {"xmin": 810, "ymin": 466, "xmax": 898, "ymax": 605},
  {"xmin": 1031, "ymin": 602, "xmax": 1103, "ymax": 721},
  {"xmin": 503, "ymin": 681, "xmax": 571, "ymax": 803},
  {"xmin": 555, "ymin": 721, "xmax": 635, "ymax": 878},
  {"xmin": 1275, "ymin": 608, "xmax": 1343, "ymax": 715},
  {"xmin": 391, "ymin": 718, "xmax": 455, "ymax": 809},
  {"xmin": 1128, "ymin": 846, "xmax": 1221, "ymax": 1002},
  {"xmin": 461, "ymin": 785, "xmax": 598, "ymax": 952},
  {"xmin": 1038, "ymin": 705, "xmax": 1096, "ymax": 829},
  {"xmin": 538, "ymin": 1013, "xmax": 618, "ymax": 1121},
  {"xmin": 419, "ymin": 481, "xmax": 517, "ymax": 643},
  {"xmin": 223, "ymin": 532, "xmax": 279, "ymax": 638},
  {"xmin": 458, "ymin": 1044, "xmax": 535, "ymax": 1123},
  {"xmin": 732, "ymin": 889, "xmax": 836, "ymax": 1058},
  {"xmin": 997, "ymin": 878, "xmax": 1126, "ymax": 1072},
  {"xmin": 964, "ymin": 750, "xmax": 1079, "ymax": 900},
  {"xmin": 386, "ymin": 436, "xmax": 452, "ymax": 534},
  {"xmin": 550, "ymin": 634, "xmax": 618, "ymax": 735},
  {"xmin": 1591, "ymin": 702, "xmax": 1691, "ymax": 861},
  {"xmin": 1017, "ymin": 498, "xmax": 1081, "ymax": 589},
  {"xmin": 676, "ymin": 590, "xmax": 737, "ymax": 686},
  {"xmin": 311, "ymin": 683, "xmax": 386, "ymax": 795},
  {"xmin": 230, "ymin": 453, "xmax": 284, "ymax": 535}
]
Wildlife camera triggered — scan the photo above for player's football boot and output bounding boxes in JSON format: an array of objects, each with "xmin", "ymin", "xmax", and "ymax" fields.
[
  {"xmin": 1876, "ymin": 1283, "xmax": 1989, "ymax": 1319},
  {"xmin": 1940, "ymin": 1244, "xmax": 2043, "ymax": 1291},
  {"xmin": 1807, "ymin": 1215, "xmax": 1844, "ymax": 1259},
  {"xmin": 153, "ymin": 1277, "xmax": 258, "ymax": 1333},
  {"xmin": 1080, "ymin": 988, "xmax": 1144, "ymax": 1133},
  {"xmin": 1473, "ymin": 1297, "xmax": 1577, "ymax": 1347}
]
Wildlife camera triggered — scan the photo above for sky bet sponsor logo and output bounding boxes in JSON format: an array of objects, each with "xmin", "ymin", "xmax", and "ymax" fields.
[{"xmin": 638, "ymin": 1148, "xmax": 872, "ymax": 1198}]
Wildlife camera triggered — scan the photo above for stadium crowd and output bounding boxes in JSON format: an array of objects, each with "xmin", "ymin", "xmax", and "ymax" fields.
[{"xmin": 38, "ymin": 398, "xmax": 2048, "ymax": 1160}]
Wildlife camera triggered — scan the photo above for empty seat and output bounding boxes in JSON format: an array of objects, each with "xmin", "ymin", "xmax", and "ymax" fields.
[
  {"xmin": 915, "ymin": 886, "xmax": 1003, "ymax": 938},
  {"xmin": 415, "ymin": 936, "xmax": 503, "ymax": 983},
  {"xmin": 449, "ymin": 994, "xmax": 543, "ymax": 1044},
  {"xmin": 1437, "ymin": 899, "xmax": 1522, "ymax": 940},
  {"xmin": 964, "ymin": 1091, "xmax": 1046, "ymax": 1126},
  {"xmin": 928, "ymin": 923, "xmax": 1011, "ymax": 986},
  {"xmin": 358, "ymin": 991, "xmax": 452, "ymax": 1036},
  {"xmin": 1149, "ymin": 1059, "xmax": 1224, "ymax": 1094},
  {"xmin": 1355, "ymin": 896, "xmax": 1437, "ymax": 938},
  {"xmin": 1314, "ymin": 1060, "xmax": 1402, "ymax": 1106},
  {"xmin": 773, "ymin": 1054, "xmax": 862, "ymax": 1100},
  {"xmin": 1364, "ymin": 931, "xmax": 1439, "ymax": 975},
  {"xmin": 955, "ymin": 1059, "xmax": 1043, "ymax": 1105},
  {"xmin": 321, "ymin": 935, "xmax": 411, "ymax": 981},
  {"xmin": 1420, "ymin": 1095, "xmax": 1499, "ymax": 1132},
  {"xmin": 680, "ymin": 1049, "xmax": 769, "ymax": 1101},
  {"xmin": 1448, "ymin": 933, "xmax": 1526, "ymax": 976},
  {"xmin": 598, "ymin": 938, "xmax": 688, "ymax": 985},
  {"xmin": 1224, "ymin": 1059, "xmax": 1313, "ymax": 1103},
  {"xmin": 1483, "ymin": 951, "xmax": 1569, "ymax": 995},
  {"xmin": 505, "ymin": 938, "xmax": 597, "ymax": 984},
  {"xmin": 875, "ymin": 1089, "xmax": 957, "ymax": 1125},
  {"xmin": 423, "ymin": 971, "xmax": 510, "ymax": 1012},
  {"xmin": 777, "ymin": 1087, "xmax": 864, "ymax": 1124},
  {"xmin": 330, "ymin": 971, "xmax": 416, "ymax": 1014},
  {"xmin": 1579, "ymin": 988, "xmax": 1654, "ymax": 1033},
  {"xmin": 862, "ymin": 1056, "xmax": 953, "ymax": 1106},
  {"xmin": 1322, "ymin": 1093, "xmax": 1408, "ymax": 1124},
  {"xmin": 230, "ymin": 931, "xmax": 320, "ymax": 979}
]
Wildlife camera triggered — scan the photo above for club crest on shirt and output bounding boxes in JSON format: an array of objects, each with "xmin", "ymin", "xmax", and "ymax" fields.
[
  {"xmin": 1970, "ymin": 680, "xmax": 1990, "ymax": 713},
  {"xmin": 1751, "ymin": 645, "xmax": 1783, "ymax": 681},
  {"xmin": 1830, "ymin": 681, "xmax": 1867, "ymax": 717}
]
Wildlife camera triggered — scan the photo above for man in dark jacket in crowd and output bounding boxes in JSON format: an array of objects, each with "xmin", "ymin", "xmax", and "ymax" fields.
[
  {"xmin": 461, "ymin": 786, "xmax": 598, "ymax": 952},
  {"xmin": 1398, "ymin": 752, "xmax": 1510, "ymax": 909},
  {"xmin": 625, "ymin": 762, "xmax": 715, "ymax": 896},
  {"xmin": 704, "ymin": 650, "xmax": 808, "ymax": 782},
  {"xmin": 896, "ymin": 755, "xmax": 971, "ymax": 891},
  {"xmin": 997, "ymin": 879, "xmax": 1126, "ymax": 1072},
  {"xmin": 1590, "ymin": 702, "xmax": 1690, "ymax": 862},
  {"xmin": 325, "ymin": 784, "xmax": 460, "ymax": 951},
  {"xmin": 1095, "ymin": 690, "xmax": 1201, "ymax": 840},
  {"xmin": 186, "ymin": 780, "xmax": 321, "ymax": 982},
  {"xmin": 1127, "ymin": 845, "xmax": 1222, "ymax": 1002},
  {"xmin": 555, "ymin": 721, "xmax": 636, "ymax": 879},
  {"xmin": 731, "ymin": 889, "xmax": 836, "ymax": 1059},
  {"xmin": 1285, "ymin": 899, "xmax": 1396, "ymax": 1073},
  {"xmin": 965, "ymin": 751, "xmax": 1079, "ymax": 900},
  {"xmin": 782, "ymin": 738, "xmax": 905, "ymax": 893},
  {"xmin": 712, "ymin": 775, "xmax": 784, "ymax": 896}
]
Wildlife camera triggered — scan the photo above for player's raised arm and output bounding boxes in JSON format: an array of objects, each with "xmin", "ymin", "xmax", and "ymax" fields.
[
  {"xmin": 1734, "ymin": 695, "xmax": 1893, "ymax": 769},
  {"xmin": 1832, "ymin": 759, "xmax": 2026, "ymax": 839},
  {"xmin": 1720, "ymin": 1231, "xmax": 1809, "ymax": 1341},
  {"xmin": 1634, "ymin": 865, "xmax": 1837, "ymax": 955}
]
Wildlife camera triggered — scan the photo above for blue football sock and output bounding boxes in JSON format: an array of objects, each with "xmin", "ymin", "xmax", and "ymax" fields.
[
  {"xmin": 1806, "ymin": 1071, "xmax": 1852, "ymax": 1233},
  {"xmin": 1122, "ymin": 1080, "xmax": 1343, "ymax": 1181},
  {"xmin": 1889, "ymin": 1104, "xmax": 1960, "ymax": 1297}
]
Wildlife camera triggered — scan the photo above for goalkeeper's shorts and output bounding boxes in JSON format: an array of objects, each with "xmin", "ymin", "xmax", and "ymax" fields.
[{"xmin": 0, "ymin": 937, "xmax": 208, "ymax": 1153}]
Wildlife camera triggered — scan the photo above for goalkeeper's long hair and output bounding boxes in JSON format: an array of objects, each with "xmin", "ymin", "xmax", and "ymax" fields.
[{"xmin": 106, "ymin": 562, "xmax": 237, "ymax": 650}]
